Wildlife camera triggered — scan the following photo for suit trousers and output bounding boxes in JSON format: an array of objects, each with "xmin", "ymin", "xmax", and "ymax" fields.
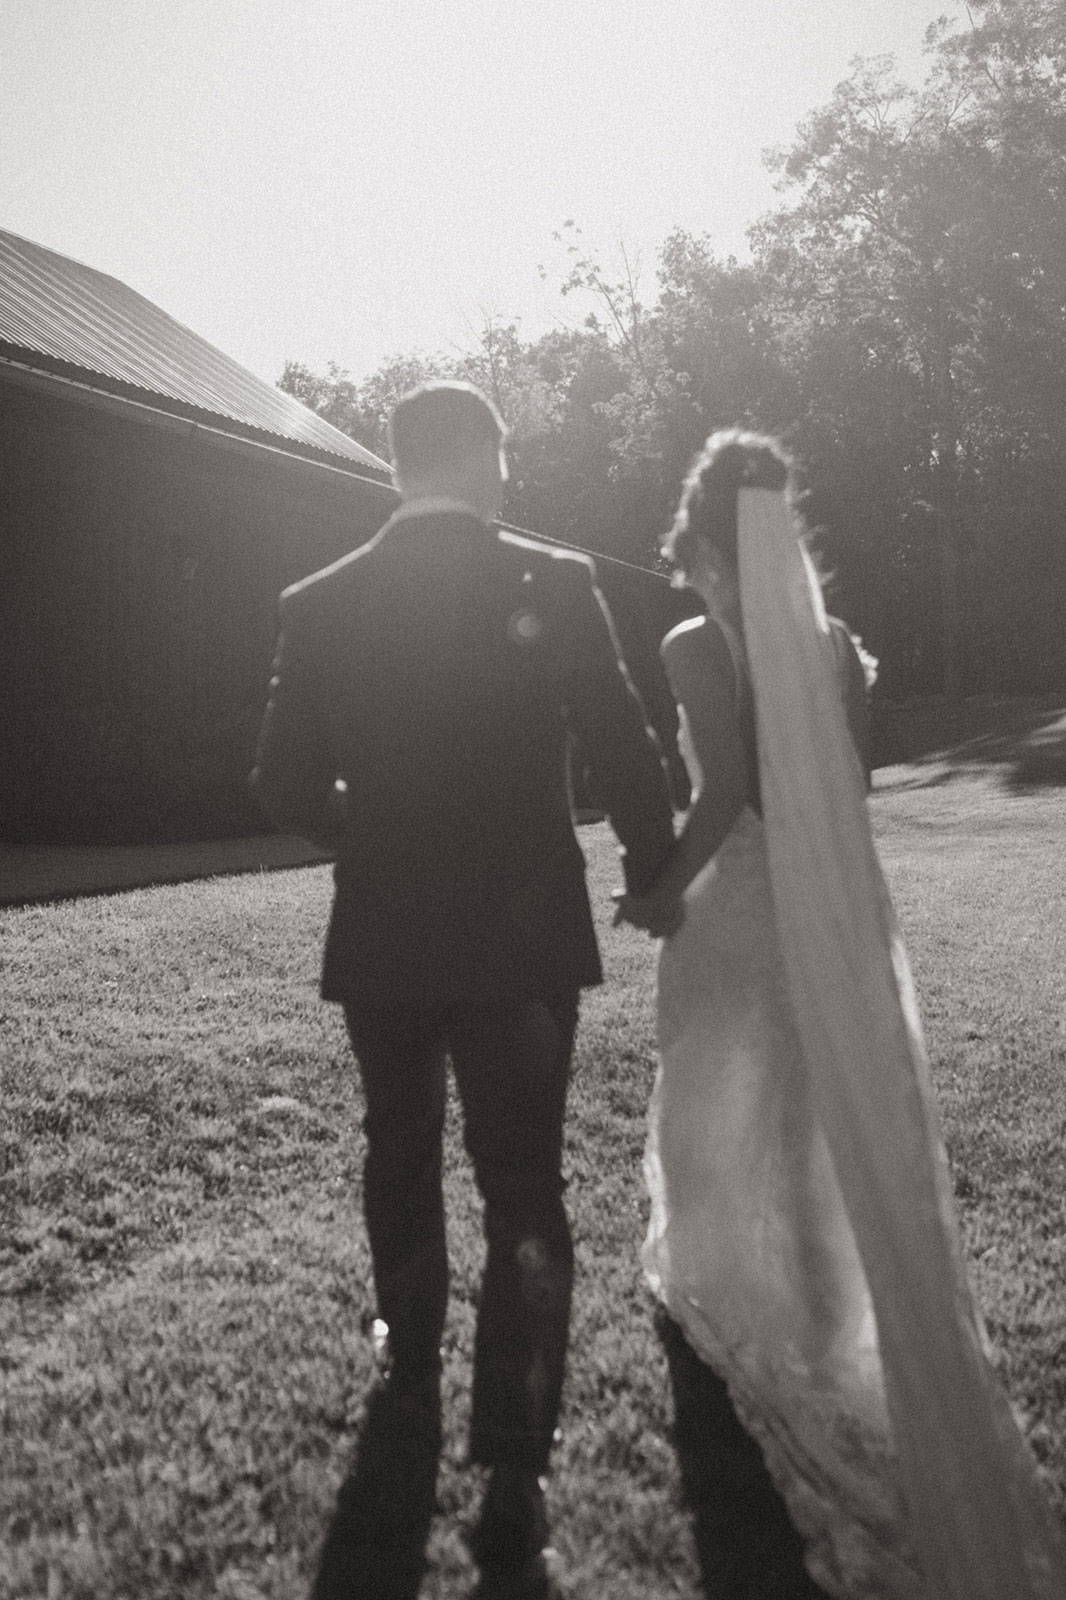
[{"xmin": 343, "ymin": 990, "xmax": 579, "ymax": 1475}]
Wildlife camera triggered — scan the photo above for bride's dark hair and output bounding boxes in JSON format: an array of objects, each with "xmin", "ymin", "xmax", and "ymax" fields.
[{"xmin": 663, "ymin": 428, "xmax": 797, "ymax": 582}]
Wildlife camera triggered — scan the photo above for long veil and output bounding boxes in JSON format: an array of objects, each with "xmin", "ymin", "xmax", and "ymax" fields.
[{"xmin": 737, "ymin": 488, "xmax": 1066, "ymax": 1599}]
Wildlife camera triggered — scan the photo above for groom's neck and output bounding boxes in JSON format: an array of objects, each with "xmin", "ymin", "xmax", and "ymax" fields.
[{"xmin": 394, "ymin": 462, "xmax": 504, "ymax": 526}]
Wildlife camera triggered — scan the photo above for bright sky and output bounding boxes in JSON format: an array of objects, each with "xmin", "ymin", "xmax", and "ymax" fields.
[{"xmin": 2, "ymin": 0, "xmax": 959, "ymax": 386}]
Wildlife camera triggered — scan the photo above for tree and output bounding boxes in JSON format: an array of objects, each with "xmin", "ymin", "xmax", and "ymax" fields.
[
  {"xmin": 540, "ymin": 226, "xmax": 796, "ymax": 562},
  {"xmin": 751, "ymin": 5, "xmax": 1066, "ymax": 694},
  {"xmin": 278, "ymin": 359, "xmax": 369, "ymax": 442},
  {"xmin": 278, "ymin": 352, "xmax": 451, "ymax": 459}
]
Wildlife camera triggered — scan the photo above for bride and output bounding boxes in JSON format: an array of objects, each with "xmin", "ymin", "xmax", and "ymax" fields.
[{"xmin": 615, "ymin": 431, "xmax": 1066, "ymax": 1599}]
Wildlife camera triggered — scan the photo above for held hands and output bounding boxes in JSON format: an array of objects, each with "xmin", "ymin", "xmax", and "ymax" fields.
[{"xmin": 612, "ymin": 888, "xmax": 684, "ymax": 940}]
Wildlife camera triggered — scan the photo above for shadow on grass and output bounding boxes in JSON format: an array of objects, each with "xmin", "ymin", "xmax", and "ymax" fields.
[{"xmin": 872, "ymin": 697, "xmax": 1066, "ymax": 792}]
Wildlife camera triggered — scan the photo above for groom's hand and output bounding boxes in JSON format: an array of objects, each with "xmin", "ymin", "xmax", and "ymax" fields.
[{"xmin": 611, "ymin": 890, "xmax": 684, "ymax": 939}]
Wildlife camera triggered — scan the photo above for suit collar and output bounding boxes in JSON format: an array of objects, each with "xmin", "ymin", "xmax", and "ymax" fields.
[{"xmin": 378, "ymin": 500, "xmax": 494, "ymax": 557}]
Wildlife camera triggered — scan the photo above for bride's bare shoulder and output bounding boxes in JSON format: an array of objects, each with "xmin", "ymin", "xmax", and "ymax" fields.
[
  {"xmin": 661, "ymin": 615, "xmax": 734, "ymax": 681},
  {"xmin": 662, "ymin": 613, "xmax": 705, "ymax": 651}
]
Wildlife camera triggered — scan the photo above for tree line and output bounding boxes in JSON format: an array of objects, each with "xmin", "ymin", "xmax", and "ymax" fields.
[{"xmin": 281, "ymin": 0, "xmax": 1066, "ymax": 701}]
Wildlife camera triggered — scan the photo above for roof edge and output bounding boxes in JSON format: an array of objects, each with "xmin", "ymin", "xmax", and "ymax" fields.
[{"xmin": 0, "ymin": 353, "xmax": 398, "ymax": 490}]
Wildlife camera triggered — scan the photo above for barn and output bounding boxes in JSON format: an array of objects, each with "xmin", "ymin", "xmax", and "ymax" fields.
[{"xmin": 0, "ymin": 228, "xmax": 686, "ymax": 849}]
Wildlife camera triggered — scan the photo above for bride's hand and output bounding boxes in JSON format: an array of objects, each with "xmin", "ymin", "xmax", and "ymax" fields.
[{"xmin": 612, "ymin": 890, "xmax": 684, "ymax": 939}]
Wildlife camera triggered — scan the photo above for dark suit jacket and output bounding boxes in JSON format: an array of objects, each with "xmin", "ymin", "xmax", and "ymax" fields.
[{"xmin": 252, "ymin": 510, "xmax": 675, "ymax": 1008}]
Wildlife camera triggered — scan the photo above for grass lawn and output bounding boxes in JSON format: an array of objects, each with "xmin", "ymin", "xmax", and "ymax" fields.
[{"xmin": 1, "ymin": 768, "xmax": 1064, "ymax": 1599}]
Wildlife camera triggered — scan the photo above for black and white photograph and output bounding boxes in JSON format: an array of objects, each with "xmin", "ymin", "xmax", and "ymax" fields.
[{"xmin": 2, "ymin": 3, "xmax": 1065, "ymax": 1597}]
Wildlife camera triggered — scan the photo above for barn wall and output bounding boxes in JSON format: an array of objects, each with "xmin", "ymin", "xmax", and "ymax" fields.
[{"xmin": 0, "ymin": 381, "xmax": 393, "ymax": 844}]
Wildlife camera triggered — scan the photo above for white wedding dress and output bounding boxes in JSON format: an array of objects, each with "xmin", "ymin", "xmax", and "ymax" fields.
[
  {"xmin": 645, "ymin": 675, "xmax": 919, "ymax": 1596},
  {"xmin": 644, "ymin": 491, "xmax": 1066, "ymax": 1600}
]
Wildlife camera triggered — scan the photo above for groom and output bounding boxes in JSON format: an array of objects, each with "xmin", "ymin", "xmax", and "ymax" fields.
[{"xmin": 252, "ymin": 381, "xmax": 675, "ymax": 1600}]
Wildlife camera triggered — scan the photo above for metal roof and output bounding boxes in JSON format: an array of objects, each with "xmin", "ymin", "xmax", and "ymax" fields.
[{"xmin": 0, "ymin": 228, "xmax": 391, "ymax": 476}]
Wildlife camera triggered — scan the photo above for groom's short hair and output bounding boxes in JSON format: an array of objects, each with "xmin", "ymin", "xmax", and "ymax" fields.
[{"xmin": 389, "ymin": 381, "xmax": 506, "ymax": 480}]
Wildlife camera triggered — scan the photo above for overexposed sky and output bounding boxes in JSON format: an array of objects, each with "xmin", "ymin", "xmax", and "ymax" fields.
[{"xmin": 1, "ymin": 0, "xmax": 958, "ymax": 384}]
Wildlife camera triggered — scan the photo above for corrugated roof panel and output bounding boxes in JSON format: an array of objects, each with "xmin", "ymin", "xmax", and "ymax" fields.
[{"xmin": 0, "ymin": 228, "xmax": 391, "ymax": 475}]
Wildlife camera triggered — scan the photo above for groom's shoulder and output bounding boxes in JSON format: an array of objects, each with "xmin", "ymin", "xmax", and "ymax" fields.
[
  {"xmin": 495, "ymin": 528, "xmax": 596, "ymax": 590},
  {"xmin": 278, "ymin": 532, "xmax": 383, "ymax": 617}
]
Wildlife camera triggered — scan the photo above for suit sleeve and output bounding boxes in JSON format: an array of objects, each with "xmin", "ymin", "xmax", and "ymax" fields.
[
  {"xmin": 250, "ymin": 597, "xmax": 343, "ymax": 851},
  {"xmin": 561, "ymin": 562, "xmax": 677, "ymax": 894}
]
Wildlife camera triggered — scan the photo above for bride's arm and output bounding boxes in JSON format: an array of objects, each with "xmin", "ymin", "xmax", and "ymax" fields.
[{"xmin": 616, "ymin": 620, "xmax": 748, "ymax": 931}]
